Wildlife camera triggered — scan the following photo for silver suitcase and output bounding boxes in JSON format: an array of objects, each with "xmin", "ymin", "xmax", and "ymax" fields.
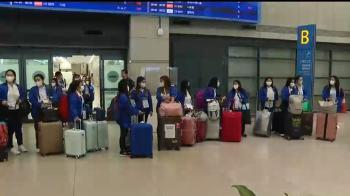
[
  {"xmin": 83, "ymin": 120, "xmax": 98, "ymax": 152},
  {"xmin": 64, "ymin": 121, "xmax": 86, "ymax": 159},
  {"xmin": 254, "ymin": 110, "xmax": 272, "ymax": 137},
  {"xmin": 97, "ymin": 121, "xmax": 109, "ymax": 150},
  {"xmin": 206, "ymin": 119, "xmax": 220, "ymax": 140}
]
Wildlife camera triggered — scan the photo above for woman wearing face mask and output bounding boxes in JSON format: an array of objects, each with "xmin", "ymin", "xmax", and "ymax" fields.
[
  {"xmin": 50, "ymin": 77, "xmax": 63, "ymax": 107},
  {"xmin": 130, "ymin": 76, "xmax": 153, "ymax": 123},
  {"xmin": 226, "ymin": 80, "xmax": 250, "ymax": 137},
  {"xmin": 176, "ymin": 80, "xmax": 193, "ymax": 115},
  {"xmin": 82, "ymin": 77, "xmax": 94, "ymax": 116},
  {"xmin": 29, "ymin": 73, "xmax": 52, "ymax": 149},
  {"xmin": 259, "ymin": 77, "xmax": 279, "ymax": 112},
  {"xmin": 117, "ymin": 79, "xmax": 141, "ymax": 156},
  {"xmin": 293, "ymin": 75, "xmax": 308, "ymax": 100},
  {"xmin": 67, "ymin": 80, "xmax": 84, "ymax": 127},
  {"xmin": 322, "ymin": 76, "xmax": 344, "ymax": 112},
  {"xmin": 281, "ymin": 78, "xmax": 295, "ymax": 111},
  {"xmin": 0, "ymin": 69, "xmax": 27, "ymax": 155},
  {"xmin": 156, "ymin": 75, "xmax": 177, "ymax": 110}
]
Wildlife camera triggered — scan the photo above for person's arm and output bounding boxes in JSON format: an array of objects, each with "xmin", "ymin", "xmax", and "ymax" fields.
[
  {"xmin": 18, "ymin": 85, "xmax": 26, "ymax": 102},
  {"xmin": 259, "ymin": 87, "xmax": 267, "ymax": 102},
  {"xmin": 147, "ymin": 89, "xmax": 153, "ymax": 113},
  {"xmin": 119, "ymin": 95, "xmax": 139, "ymax": 116},
  {"xmin": 242, "ymin": 90, "xmax": 249, "ymax": 104},
  {"xmin": 225, "ymin": 91, "xmax": 233, "ymax": 109},
  {"xmin": 322, "ymin": 86, "xmax": 328, "ymax": 101},
  {"xmin": 205, "ymin": 88, "xmax": 214, "ymax": 102},
  {"xmin": 303, "ymin": 88, "xmax": 308, "ymax": 100},
  {"xmin": 170, "ymin": 86, "xmax": 177, "ymax": 102},
  {"xmin": 274, "ymin": 87, "xmax": 279, "ymax": 101},
  {"xmin": 90, "ymin": 86, "xmax": 95, "ymax": 101},
  {"xmin": 156, "ymin": 87, "xmax": 164, "ymax": 103},
  {"xmin": 29, "ymin": 88, "xmax": 41, "ymax": 108}
]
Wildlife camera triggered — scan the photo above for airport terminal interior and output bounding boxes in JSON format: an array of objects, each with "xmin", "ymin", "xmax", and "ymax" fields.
[{"xmin": 1, "ymin": 2, "xmax": 350, "ymax": 196}]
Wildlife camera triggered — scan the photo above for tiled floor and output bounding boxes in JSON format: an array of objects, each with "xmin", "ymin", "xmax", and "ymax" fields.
[{"xmin": 1, "ymin": 113, "xmax": 350, "ymax": 196}]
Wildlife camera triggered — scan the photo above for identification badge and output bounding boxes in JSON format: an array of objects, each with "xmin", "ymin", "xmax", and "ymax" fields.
[
  {"xmin": 164, "ymin": 124, "xmax": 176, "ymax": 138},
  {"xmin": 82, "ymin": 110, "xmax": 86, "ymax": 119},
  {"xmin": 142, "ymin": 99, "xmax": 149, "ymax": 109}
]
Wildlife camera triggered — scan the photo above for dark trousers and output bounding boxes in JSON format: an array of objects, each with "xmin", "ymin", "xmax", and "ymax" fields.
[
  {"xmin": 138, "ymin": 113, "xmax": 149, "ymax": 123},
  {"xmin": 242, "ymin": 123, "xmax": 246, "ymax": 135},
  {"xmin": 119, "ymin": 126, "xmax": 129, "ymax": 153},
  {"xmin": 7, "ymin": 110, "xmax": 23, "ymax": 148},
  {"xmin": 34, "ymin": 119, "xmax": 40, "ymax": 148}
]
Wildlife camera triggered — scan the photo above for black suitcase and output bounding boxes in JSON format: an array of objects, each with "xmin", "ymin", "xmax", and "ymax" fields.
[
  {"xmin": 93, "ymin": 108, "xmax": 106, "ymax": 121},
  {"xmin": 301, "ymin": 112, "xmax": 313, "ymax": 136},
  {"xmin": 285, "ymin": 113, "xmax": 304, "ymax": 140},
  {"xmin": 272, "ymin": 109, "xmax": 285, "ymax": 134},
  {"xmin": 42, "ymin": 108, "xmax": 60, "ymax": 122},
  {"xmin": 0, "ymin": 148, "xmax": 8, "ymax": 162},
  {"xmin": 157, "ymin": 116, "xmax": 181, "ymax": 151}
]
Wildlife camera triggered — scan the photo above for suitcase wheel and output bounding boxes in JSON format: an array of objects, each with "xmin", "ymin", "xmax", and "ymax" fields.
[{"xmin": 149, "ymin": 155, "xmax": 153, "ymax": 159}]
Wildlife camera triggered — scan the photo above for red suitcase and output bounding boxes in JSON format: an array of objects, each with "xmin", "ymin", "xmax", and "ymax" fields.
[
  {"xmin": 221, "ymin": 111, "xmax": 242, "ymax": 142},
  {"xmin": 180, "ymin": 116, "xmax": 196, "ymax": 146},
  {"xmin": 196, "ymin": 119, "xmax": 207, "ymax": 142},
  {"xmin": 316, "ymin": 113, "xmax": 337, "ymax": 142}
]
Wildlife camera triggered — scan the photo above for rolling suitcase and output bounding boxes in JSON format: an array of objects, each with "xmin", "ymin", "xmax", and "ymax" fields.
[
  {"xmin": 316, "ymin": 113, "xmax": 337, "ymax": 142},
  {"xmin": 64, "ymin": 121, "xmax": 86, "ymax": 159},
  {"xmin": 180, "ymin": 116, "xmax": 196, "ymax": 146},
  {"xmin": 221, "ymin": 111, "xmax": 242, "ymax": 142},
  {"xmin": 285, "ymin": 113, "xmax": 304, "ymax": 140},
  {"xmin": 301, "ymin": 112, "xmax": 313, "ymax": 136},
  {"xmin": 272, "ymin": 109, "xmax": 285, "ymax": 134},
  {"xmin": 196, "ymin": 119, "xmax": 207, "ymax": 142},
  {"xmin": 206, "ymin": 119, "xmax": 220, "ymax": 140},
  {"xmin": 254, "ymin": 110, "xmax": 272, "ymax": 137},
  {"xmin": 0, "ymin": 148, "xmax": 8, "ymax": 162},
  {"xmin": 83, "ymin": 120, "xmax": 98, "ymax": 152},
  {"xmin": 38, "ymin": 121, "xmax": 64, "ymax": 156},
  {"xmin": 97, "ymin": 121, "xmax": 109, "ymax": 150},
  {"xmin": 0, "ymin": 122, "xmax": 8, "ymax": 162},
  {"xmin": 130, "ymin": 123, "xmax": 153, "ymax": 158},
  {"xmin": 158, "ymin": 116, "xmax": 181, "ymax": 151}
]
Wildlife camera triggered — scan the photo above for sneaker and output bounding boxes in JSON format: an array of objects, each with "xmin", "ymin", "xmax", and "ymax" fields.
[
  {"xmin": 119, "ymin": 151, "xmax": 128, "ymax": 157},
  {"xmin": 18, "ymin": 145, "xmax": 28, "ymax": 153},
  {"xmin": 10, "ymin": 147, "xmax": 21, "ymax": 155},
  {"xmin": 242, "ymin": 133, "xmax": 247, "ymax": 137}
]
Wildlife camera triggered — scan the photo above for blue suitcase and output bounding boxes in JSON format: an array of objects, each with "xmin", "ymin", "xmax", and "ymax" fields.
[{"xmin": 130, "ymin": 123, "xmax": 153, "ymax": 158}]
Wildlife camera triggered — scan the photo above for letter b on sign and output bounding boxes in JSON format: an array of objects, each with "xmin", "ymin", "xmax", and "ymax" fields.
[{"xmin": 301, "ymin": 30, "xmax": 309, "ymax": 44}]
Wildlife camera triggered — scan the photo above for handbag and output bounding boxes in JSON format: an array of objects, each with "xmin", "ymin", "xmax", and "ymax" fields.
[
  {"xmin": 237, "ymin": 93, "xmax": 251, "ymax": 124},
  {"xmin": 19, "ymin": 100, "xmax": 31, "ymax": 118},
  {"xmin": 302, "ymin": 101, "xmax": 311, "ymax": 112}
]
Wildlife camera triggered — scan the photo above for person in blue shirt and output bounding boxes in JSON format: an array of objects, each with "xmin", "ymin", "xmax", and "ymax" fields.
[
  {"xmin": 117, "ymin": 79, "xmax": 141, "ymax": 156},
  {"xmin": 293, "ymin": 75, "xmax": 308, "ymax": 101},
  {"xmin": 205, "ymin": 77, "xmax": 220, "ymax": 102},
  {"xmin": 226, "ymin": 80, "xmax": 250, "ymax": 137},
  {"xmin": 50, "ymin": 77, "xmax": 63, "ymax": 107},
  {"xmin": 130, "ymin": 76, "xmax": 153, "ymax": 123},
  {"xmin": 281, "ymin": 77, "xmax": 295, "ymax": 112},
  {"xmin": 67, "ymin": 80, "xmax": 84, "ymax": 127},
  {"xmin": 322, "ymin": 75, "xmax": 344, "ymax": 112},
  {"xmin": 0, "ymin": 69, "xmax": 27, "ymax": 155},
  {"xmin": 259, "ymin": 77, "xmax": 279, "ymax": 112},
  {"xmin": 176, "ymin": 80, "xmax": 193, "ymax": 114},
  {"xmin": 156, "ymin": 75, "xmax": 177, "ymax": 110},
  {"xmin": 82, "ymin": 76, "xmax": 94, "ymax": 116},
  {"xmin": 29, "ymin": 73, "xmax": 53, "ymax": 149}
]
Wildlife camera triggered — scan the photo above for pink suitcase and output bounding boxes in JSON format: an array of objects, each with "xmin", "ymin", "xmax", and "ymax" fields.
[
  {"xmin": 159, "ymin": 102, "xmax": 183, "ymax": 117},
  {"xmin": 316, "ymin": 113, "xmax": 337, "ymax": 142},
  {"xmin": 196, "ymin": 119, "xmax": 207, "ymax": 142},
  {"xmin": 180, "ymin": 116, "xmax": 196, "ymax": 146}
]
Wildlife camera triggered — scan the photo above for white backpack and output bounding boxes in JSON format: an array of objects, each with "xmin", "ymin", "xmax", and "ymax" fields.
[{"xmin": 207, "ymin": 100, "xmax": 220, "ymax": 121}]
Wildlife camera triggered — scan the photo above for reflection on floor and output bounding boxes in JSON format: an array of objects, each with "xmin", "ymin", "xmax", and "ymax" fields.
[{"xmin": 1, "ymin": 113, "xmax": 350, "ymax": 196}]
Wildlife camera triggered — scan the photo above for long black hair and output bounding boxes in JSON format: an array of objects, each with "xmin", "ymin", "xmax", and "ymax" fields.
[
  {"xmin": 263, "ymin": 77, "xmax": 274, "ymax": 88},
  {"xmin": 136, "ymin": 76, "xmax": 145, "ymax": 91},
  {"xmin": 68, "ymin": 80, "xmax": 82, "ymax": 94},
  {"xmin": 208, "ymin": 77, "xmax": 219, "ymax": 88},
  {"xmin": 232, "ymin": 80, "xmax": 242, "ymax": 92},
  {"xmin": 285, "ymin": 77, "xmax": 294, "ymax": 87},
  {"xmin": 328, "ymin": 75, "xmax": 341, "ymax": 95},
  {"xmin": 180, "ymin": 80, "xmax": 190, "ymax": 94},
  {"xmin": 118, "ymin": 78, "xmax": 129, "ymax": 97}
]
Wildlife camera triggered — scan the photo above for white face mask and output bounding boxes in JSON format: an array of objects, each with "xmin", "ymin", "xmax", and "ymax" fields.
[
  {"xmin": 36, "ymin": 80, "xmax": 43, "ymax": 87},
  {"xmin": 266, "ymin": 81, "xmax": 272, "ymax": 86},
  {"xmin": 140, "ymin": 82, "xmax": 146, "ymax": 88},
  {"xmin": 330, "ymin": 80, "xmax": 335, "ymax": 86},
  {"xmin": 290, "ymin": 82, "xmax": 295, "ymax": 88},
  {"xmin": 160, "ymin": 82, "xmax": 164, "ymax": 87},
  {"xmin": 6, "ymin": 76, "xmax": 14, "ymax": 83},
  {"xmin": 233, "ymin": 84, "xmax": 239, "ymax": 90}
]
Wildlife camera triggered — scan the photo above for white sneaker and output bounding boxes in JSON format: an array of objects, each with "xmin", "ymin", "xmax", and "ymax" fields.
[
  {"xmin": 18, "ymin": 145, "xmax": 28, "ymax": 153},
  {"xmin": 10, "ymin": 147, "xmax": 21, "ymax": 155}
]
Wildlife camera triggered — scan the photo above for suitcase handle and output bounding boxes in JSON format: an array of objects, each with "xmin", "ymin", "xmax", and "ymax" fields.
[{"xmin": 74, "ymin": 119, "xmax": 82, "ymax": 130}]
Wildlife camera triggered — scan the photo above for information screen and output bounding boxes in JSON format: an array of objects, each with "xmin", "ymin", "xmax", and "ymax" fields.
[{"xmin": 0, "ymin": 1, "xmax": 260, "ymax": 23}]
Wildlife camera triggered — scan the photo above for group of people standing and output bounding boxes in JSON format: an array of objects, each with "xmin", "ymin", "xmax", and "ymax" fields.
[{"xmin": 0, "ymin": 66, "xmax": 345, "ymax": 156}]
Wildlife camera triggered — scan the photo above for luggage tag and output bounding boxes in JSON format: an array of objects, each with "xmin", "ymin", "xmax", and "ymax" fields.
[
  {"xmin": 82, "ymin": 110, "xmax": 87, "ymax": 120},
  {"xmin": 142, "ymin": 99, "xmax": 150, "ymax": 109},
  {"xmin": 164, "ymin": 124, "xmax": 176, "ymax": 139}
]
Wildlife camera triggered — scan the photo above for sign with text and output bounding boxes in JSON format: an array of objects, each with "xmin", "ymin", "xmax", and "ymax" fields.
[{"xmin": 296, "ymin": 24, "xmax": 316, "ymax": 109}]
